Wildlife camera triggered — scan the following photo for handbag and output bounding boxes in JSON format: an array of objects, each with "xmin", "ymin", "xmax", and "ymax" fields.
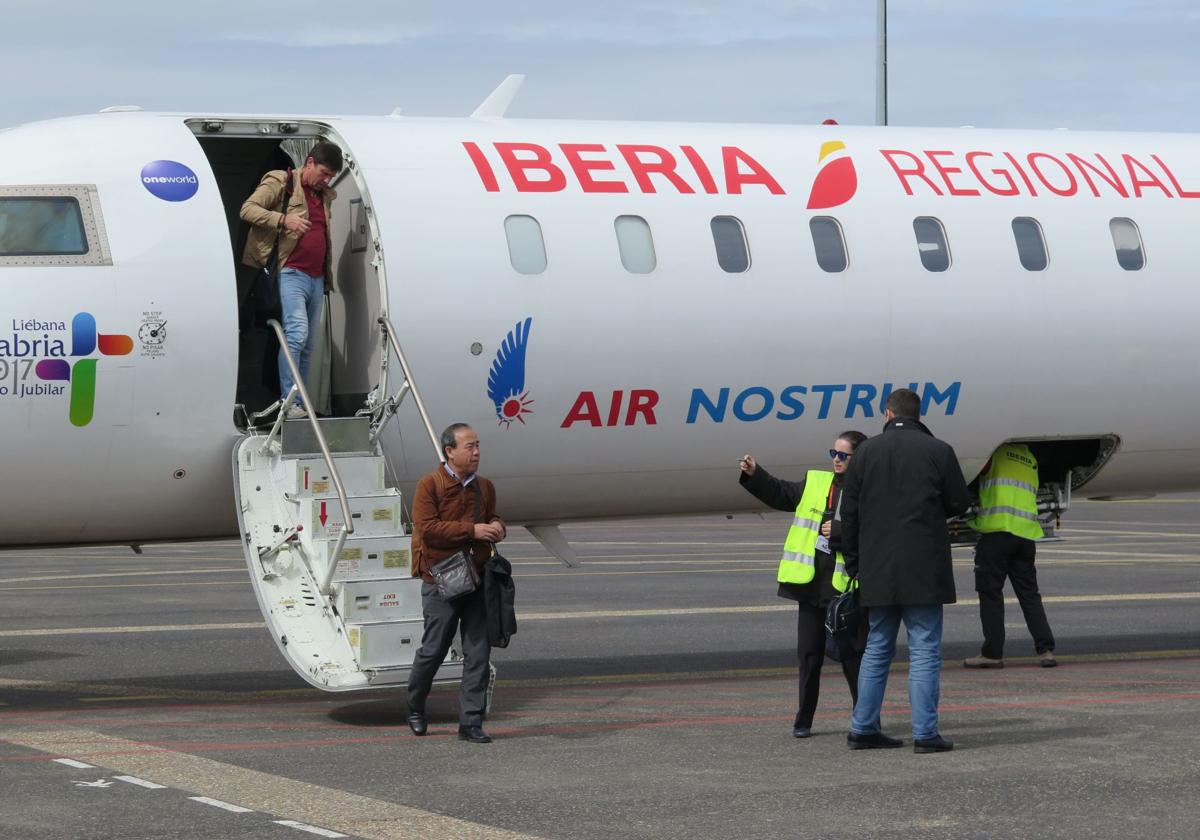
[
  {"xmin": 252, "ymin": 168, "xmax": 295, "ymax": 324},
  {"xmin": 824, "ymin": 582, "xmax": 863, "ymax": 662},
  {"xmin": 428, "ymin": 483, "xmax": 484, "ymax": 600},
  {"xmin": 429, "ymin": 548, "xmax": 481, "ymax": 600}
]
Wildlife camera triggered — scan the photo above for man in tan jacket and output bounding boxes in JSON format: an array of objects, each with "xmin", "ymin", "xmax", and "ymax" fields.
[
  {"xmin": 239, "ymin": 141, "xmax": 342, "ymax": 419},
  {"xmin": 407, "ymin": 423, "xmax": 506, "ymax": 743}
]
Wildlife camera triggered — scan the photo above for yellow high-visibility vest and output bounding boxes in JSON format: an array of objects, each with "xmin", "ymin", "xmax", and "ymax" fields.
[
  {"xmin": 778, "ymin": 470, "xmax": 852, "ymax": 592},
  {"xmin": 970, "ymin": 443, "xmax": 1044, "ymax": 540}
]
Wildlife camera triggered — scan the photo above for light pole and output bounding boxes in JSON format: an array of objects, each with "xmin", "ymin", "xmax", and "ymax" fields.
[{"xmin": 876, "ymin": 0, "xmax": 888, "ymax": 126}]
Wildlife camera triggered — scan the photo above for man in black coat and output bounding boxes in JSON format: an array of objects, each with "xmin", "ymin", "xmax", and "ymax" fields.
[{"xmin": 839, "ymin": 388, "xmax": 970, "ymax": 754}]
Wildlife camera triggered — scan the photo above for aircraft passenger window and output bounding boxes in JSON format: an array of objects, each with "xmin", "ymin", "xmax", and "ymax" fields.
[
  {"xmin": 504, "ymin": 214, "xmax": 547, "ymax": 274},
  {"xmin": 614, "ymin": 215, "xmax": 656, "ymax": 274},
  {"xmin": 0, "ymin": 185, "xmax": 111, "ymax": 267},
  {"xmin": 711, "ymin": 216, "xmax": 750, "ymax": 273},
  {"xmin": 1011, "ymin": 217, "xmax": 1048, "ymax": 271},
  {"xmin": 912, "ymin": 216, "xmax": 950, "ymax": 272},
  {"xmin": 1109, "ymin": 217, "xmax": 1145, "ymax": 271},
  {"xmin": 809, "ymin": 216, "xmax": 848, "ymax": 272}
]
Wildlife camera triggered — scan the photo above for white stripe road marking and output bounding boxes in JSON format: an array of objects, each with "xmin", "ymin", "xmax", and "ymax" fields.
[
  {"xmin": 274, "ymin": 821, "xmax": 348, "ymax": 838},
  {"xmin": 189, "ymin": 796, "xmax": 254, "ymax": 813},
  {"xmin": 53, "ymin": 758, "xmax": 95, "ymax": 769},
  {"xmin": 4, "ymin": 730, "xmax": 545, "ymax": 840},
  {"xmin": 114, "ymin": 775, "xmax": 167, "ymax": 789}
]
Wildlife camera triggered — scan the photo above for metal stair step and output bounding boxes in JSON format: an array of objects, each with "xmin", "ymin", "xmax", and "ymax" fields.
[
  {"xmin": 300, "ymin": 493, "xmax": 406, "ymax": 540},
  {"xmin": 282, "ymin": 416, "xmax": 371, "ymax": 457},
  {"xmin": 285, "ymin": 456, "xmax": 387, "ymax": 499},
  {"xmin": 317, "ymin": 534, "xmax": 413, "ymax": 581}
]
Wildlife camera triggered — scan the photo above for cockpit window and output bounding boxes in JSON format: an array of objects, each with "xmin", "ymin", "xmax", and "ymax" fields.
[
  {"xmin": 0, "ymin": 186, "xmax": 112, "ymax": 267},
  {"xmin": 0, "ymin": 198, "xmax": 87, "ymax": 256}
]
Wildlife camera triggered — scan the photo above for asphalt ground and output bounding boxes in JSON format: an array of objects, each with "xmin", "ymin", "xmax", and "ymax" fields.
[{"xmin": 0, "ymin": 497, "xmax": 1198, "ymax": 839}]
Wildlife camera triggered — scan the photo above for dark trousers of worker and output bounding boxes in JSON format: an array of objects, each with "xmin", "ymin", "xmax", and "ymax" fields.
[
  {"xmin": 795, "ymin": 602, "xmax": 861, "ymax": 729},
  {"xmin": 974, "ymin": 531, "xmax": 1055, "ymax": 659},
  {"xmin": 407, "ymin": 582, "xmax": 491, "ymax": 727}
]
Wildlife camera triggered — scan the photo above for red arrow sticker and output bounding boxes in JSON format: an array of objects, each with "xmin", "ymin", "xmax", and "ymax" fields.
[{"xmin": 319, "ymin": 501, "xmax": 328, "ymax": 527}]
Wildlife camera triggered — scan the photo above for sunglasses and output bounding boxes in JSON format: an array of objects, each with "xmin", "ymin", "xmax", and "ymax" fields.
[{"xmin": 829, "ymin": 450, "xmax": 852, "ymax": 462}]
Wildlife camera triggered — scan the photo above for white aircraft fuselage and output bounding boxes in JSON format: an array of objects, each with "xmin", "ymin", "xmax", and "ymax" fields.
[{"xmin": 1, "ymin": 110, "xmax": 1195, "ymax": 546}]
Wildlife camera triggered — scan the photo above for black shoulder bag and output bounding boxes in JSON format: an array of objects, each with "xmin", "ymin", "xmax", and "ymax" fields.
[
  {"xmin": 428, "ymin": 484, "xmax": 483, "ymax": 600},
  {"xmin": 252, "ymin": 168, "xmax": 295, "ymax": 323},
  {"xmin": 824, "ymin": 580, "xmax": 863, "ymax": 662}
]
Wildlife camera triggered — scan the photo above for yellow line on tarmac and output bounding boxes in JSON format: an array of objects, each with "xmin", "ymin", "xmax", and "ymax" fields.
[
  {"xmin": 516, "ymin": 566, "xmax": 775, "ymax": 578},
  {"xmin": 0, "ymin": 622, "xmax": 263, "ymax": 638},
  {"xmin": 0, "ymin": 581, "xmax": 245, "ymax": 592},
  {"xmin": 1059, "ymin": 527, "xmax": 1200, "ymax": 539},
  {"xmin": 0, "ymin": 568, "xmax": 242, "ymax": 585},
  {"xmin": 1, "ymin": 730, "xmax": 543, "ymax": 840},
  {"xmin": 2, "ymin": 592, "xmax": 1197, "ymax": 641},
  {"xmin": 519, "ymin": 592, "xmax": 1200, "ymax": 620}
]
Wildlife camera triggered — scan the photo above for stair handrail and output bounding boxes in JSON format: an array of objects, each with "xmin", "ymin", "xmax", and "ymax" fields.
[
  {"xmin": 377, "ymin": 316, "xmax": 445, "ymax": 464},
  {"xmin": 265, "ymin": 319, "xmax": 355, "ymax": 594}
]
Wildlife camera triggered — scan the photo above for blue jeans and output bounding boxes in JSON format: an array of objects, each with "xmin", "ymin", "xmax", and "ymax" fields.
[
  {"xmin": 278, "ymin": 267, "xmax": 324, "ymax": 404},
  {"xmin": 850, "ymin": 604, "xmax": 944, "ymax": 740}
]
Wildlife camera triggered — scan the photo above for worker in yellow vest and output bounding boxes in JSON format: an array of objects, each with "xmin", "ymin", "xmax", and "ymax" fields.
[
  {"xmin": 964, "ymin": 443, "xmax": 1057, "ymax": 668},
  {"xmin": 739, "ymin": 431, "xmax": 867, "ymax": 738}
]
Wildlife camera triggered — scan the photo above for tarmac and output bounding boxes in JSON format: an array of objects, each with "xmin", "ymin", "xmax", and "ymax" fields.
[{"xmin": 0, "ymin": 496, "xmax": 1197, "ymax": 839}]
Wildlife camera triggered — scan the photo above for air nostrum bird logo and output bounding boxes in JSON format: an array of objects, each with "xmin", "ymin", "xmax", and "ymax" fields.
[
  {"xmin": 806, "ymin": 141, "xmax": 858, "ymax": 210},
  {"xmin": 487, "ymin": 317, "xmax": 535, "ymax": 427}
]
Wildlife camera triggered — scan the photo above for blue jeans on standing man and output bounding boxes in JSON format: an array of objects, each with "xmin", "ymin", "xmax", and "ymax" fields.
[
  {"xmin": 850, "ymin": 603, "xmax": 944, "ymax": 741},
  {"xmin": 278, "ymin": 266, "xmax": 324, "ymax": 405}
]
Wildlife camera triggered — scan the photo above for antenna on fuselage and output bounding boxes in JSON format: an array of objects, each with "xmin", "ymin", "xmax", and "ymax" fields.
[{"xmin": 471, "ymin": 74, "xmax": 526, "ymax": 119}]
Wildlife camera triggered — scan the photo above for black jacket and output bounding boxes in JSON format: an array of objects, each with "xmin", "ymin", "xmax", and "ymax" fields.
[
  {"xmin": 739, "ymin": 465, "xmax": 845, "ymax": 605},
  {"xmin": 840, "ymin": 417, "xmax": 970, "ymax": 607},
  {"xmin": 484, "ymin": 552, "xmax": 517, "ymax": 648}
]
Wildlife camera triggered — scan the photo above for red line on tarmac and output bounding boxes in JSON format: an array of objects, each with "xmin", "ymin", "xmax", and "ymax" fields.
[{"xmin": 3, "ymin": 690, "xmax": 1198, "ymax": 761}]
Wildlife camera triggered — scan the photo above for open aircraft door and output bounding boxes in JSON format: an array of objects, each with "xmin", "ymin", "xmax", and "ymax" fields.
[{"xmin": 188, "ymin": 117, "xmax": 466, "ymax": 692}]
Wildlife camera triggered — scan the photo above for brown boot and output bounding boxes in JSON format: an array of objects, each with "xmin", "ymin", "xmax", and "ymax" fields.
[{"xmin": 963, "ymin": 655, "xmax": 1004, "ymax": 669}]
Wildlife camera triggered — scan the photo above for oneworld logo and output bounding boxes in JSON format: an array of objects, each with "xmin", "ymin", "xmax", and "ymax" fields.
[
  {"xmin": 141, "ymin": 160, "xmax": 199, "ymax": 202},
  {"xmin": 806, "ymin": 141, "xmax": 858, "ymax": 209},
  {"xmin": 33, "ymin": 313, "xmax": 132, "ymax": 426},
  {"xmin": 486, "ymin": 318, "xmax": 534, "ymax": 427}
]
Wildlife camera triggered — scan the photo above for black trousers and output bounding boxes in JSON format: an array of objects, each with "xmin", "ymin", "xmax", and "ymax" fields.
[
  {"xmin": 795, "ymin": 601, "xmax": 862, "ymax": 729},
  {"xmin": 974, "ymin": 531, "xmax": 1055, "ymax": 658},
  {"xmin": 407, "ymin": 582, "xmax": 491, "ymax": 727}
]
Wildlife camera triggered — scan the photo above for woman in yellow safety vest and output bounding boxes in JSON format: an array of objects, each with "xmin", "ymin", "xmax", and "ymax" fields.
[{"xmin": 739, "ymin": 431, "xmax": 868, "ymax": 739}]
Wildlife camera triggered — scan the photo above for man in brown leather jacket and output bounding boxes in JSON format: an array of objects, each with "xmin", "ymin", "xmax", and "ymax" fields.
[{"xmin": 406, "ymin": 423, "xmax": 506, "ymax": 743}]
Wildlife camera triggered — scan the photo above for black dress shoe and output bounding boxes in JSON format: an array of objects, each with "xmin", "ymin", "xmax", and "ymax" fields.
[
  {"xmin": 407, "ymin": 711, "xmax": 427, "ymax": 736},
  {"xmin": 792, "ymin": 726, "xmax": 812, "ymax": 739},
  {"xmin": 458, "ymin": 725, "xmax": 492, "ymax": 744},
  {"xmin": 913, "ymin": 735, "xmax": 954, "ymax": 753},
  {"xmin": 847, "ymin": 731, "xmax": 903, "ymax": 750}
]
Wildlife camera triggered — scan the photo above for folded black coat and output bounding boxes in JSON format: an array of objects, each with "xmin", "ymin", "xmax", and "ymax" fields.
[{"xmin": 484, "ymin": 552, "xmax": 517, "ymax": 648}]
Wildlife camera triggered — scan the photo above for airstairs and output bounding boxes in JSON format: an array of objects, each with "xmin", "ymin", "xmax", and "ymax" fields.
[{"xmin": 232, "ymin": 318, "xmax": 463, "ymax": 692}]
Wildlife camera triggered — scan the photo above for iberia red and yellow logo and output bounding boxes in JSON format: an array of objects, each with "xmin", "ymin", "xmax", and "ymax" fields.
[{"xmin": 806, "ymin": 141, "xmax": 858, "ymax": 209}]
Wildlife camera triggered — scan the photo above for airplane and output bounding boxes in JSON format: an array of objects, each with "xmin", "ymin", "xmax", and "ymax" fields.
[{"xmin": 1, "ymin": 77, "xmax": 1191, "ymax": 690}]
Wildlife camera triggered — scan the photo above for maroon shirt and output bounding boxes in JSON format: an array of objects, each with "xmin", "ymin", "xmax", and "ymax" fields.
[{"xmin": 285, "ymin": 188, "xmax": 327, "ymax": 278}]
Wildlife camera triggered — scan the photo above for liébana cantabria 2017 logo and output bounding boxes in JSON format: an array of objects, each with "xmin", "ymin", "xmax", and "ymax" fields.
[{"xmin": 2, "ymin": 312, "xmax": 132, "ymax": 426}]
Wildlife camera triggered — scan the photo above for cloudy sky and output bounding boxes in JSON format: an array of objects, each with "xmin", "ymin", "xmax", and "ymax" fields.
[{"xmin": 5, "ymin": 1, "xmax": 1200, "ymax": 132}]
